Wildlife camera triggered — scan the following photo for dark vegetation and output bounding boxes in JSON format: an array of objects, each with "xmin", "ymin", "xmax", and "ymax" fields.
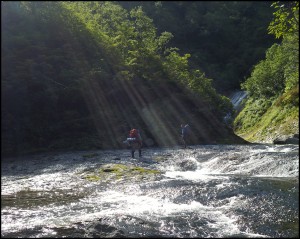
[
  {"xmin": 3, "ymin": 1, "xmax": 293, "ymax": 157},
  {"xmin": 118, "ymin": 1, "xmax": 277, "ymax": 93}
]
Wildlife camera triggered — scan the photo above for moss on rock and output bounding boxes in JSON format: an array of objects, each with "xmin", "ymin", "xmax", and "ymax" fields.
[{"xmin": 83, "ymin": 163, "xmax": 161, "ymax": 182}]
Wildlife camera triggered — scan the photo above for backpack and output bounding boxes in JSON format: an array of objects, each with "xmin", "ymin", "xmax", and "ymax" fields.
[{"xmin": 129, "ymin": 129, "xmax": 139, "ymax": 138}]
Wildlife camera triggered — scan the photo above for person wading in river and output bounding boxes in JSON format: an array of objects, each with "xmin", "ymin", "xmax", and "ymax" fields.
[
  {"xmin": 181, "ymin": 124, "xmax": 191, "ymax": 148},
  {"xmin": 123, "ymin": 128, "xmax": 142, "ymax": 158}
]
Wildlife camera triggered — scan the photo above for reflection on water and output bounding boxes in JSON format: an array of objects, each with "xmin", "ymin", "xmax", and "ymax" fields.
[{"xmin": 1, "ymin": 144, "xmax": 299, "ymax": 238}]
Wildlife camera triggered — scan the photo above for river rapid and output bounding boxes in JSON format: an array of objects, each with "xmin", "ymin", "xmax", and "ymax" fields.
[{"xmin": 1, "ymin": 144, "xmax": 299, "ymax": 238}]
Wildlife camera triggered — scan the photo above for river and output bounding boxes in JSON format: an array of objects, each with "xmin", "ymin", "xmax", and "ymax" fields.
[{"xmin": 1, "ymin": 144, "xmax": 299, "ymax": 238}]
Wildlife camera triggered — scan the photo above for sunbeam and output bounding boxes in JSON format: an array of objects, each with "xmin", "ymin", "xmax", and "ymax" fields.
[{"xmin": 81, "ymin": 68, "xmax": 230, "ymax": 149}]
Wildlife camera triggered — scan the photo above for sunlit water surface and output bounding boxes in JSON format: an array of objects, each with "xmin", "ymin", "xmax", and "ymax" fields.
[{"xmin": 1, "ymin": 144, "xmax": 299, "ymax": 238}]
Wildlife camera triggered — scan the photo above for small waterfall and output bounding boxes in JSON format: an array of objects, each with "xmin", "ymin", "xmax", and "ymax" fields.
[
  {"xmin": 223, "ymin": 91, "xmax": 248, "ymax": 125},
  {"xmin": 230, "ymin": 90, "xmax": 247, "ymax": 111}
]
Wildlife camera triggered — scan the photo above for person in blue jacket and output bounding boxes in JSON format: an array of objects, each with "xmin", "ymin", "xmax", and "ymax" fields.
[{"xmin": 181, "ymin": 124, "xmax": 190, "ymax": 148}]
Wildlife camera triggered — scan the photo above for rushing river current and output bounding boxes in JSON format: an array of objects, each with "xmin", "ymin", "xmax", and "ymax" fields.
[{"xmin": 1, "ymin": 144, "xmax": 299, "ymax": 238}]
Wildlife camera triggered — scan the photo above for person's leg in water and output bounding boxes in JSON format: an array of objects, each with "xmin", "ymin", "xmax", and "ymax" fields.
[
  {"xmin": 131, "ymin": 142, "xmax": 140, "ymax": 158},
  {"xmin": 138, "ymin": 143, "xmax": 142, "ymax": 157},
  {"xmin": 130, "ymin": 142, "xmax": 135, "ymax": 158},
  {"xmin": 182, "ymin": 136, "xmax": 186, "ymax": 148},
  {"xmin": 139, "ymin": 139, "xmax": 143, "ymax": 157},
  {"xmin": 131, "ymin": 141, "xmax": 142, "ymax": 158}
]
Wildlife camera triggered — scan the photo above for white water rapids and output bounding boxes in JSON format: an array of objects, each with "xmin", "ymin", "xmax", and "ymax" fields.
[{"xmin": 1, "ymin": 144, "xmax": 299, "ymax": 238}]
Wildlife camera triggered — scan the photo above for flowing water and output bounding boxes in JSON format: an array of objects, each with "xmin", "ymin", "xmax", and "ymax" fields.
[
  {"xmin": 1, "ymin": 144, "xmax": 299, "ymax": 238},
  {"xmin": 230, "ymin": 91, "xmax": 247, "ymax": 110}
]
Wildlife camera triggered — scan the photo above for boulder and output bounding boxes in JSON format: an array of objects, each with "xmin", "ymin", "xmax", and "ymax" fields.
[
  {"xmin": 84, "ymin": 219, "xmax": 125, "ymax": 238},
  {"xmin": 273, "ymin": 135, "xmax": 299, "ymax": 144}
]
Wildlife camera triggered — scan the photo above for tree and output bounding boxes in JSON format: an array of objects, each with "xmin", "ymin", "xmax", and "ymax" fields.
[
  {"xmin": 242, "ymin": 1, "xmax": 299, "ymax": 98},
  {"xmin": 268, "ymin": 1, "xmax": 299, "ymax": 39},
  {"xmin": 268, "ymin": 1, "xmax": 299, "ymax": 93}
]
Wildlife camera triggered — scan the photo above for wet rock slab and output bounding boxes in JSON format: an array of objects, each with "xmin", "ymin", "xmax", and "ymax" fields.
[{"xmin": 82, "ymin": 163, "xmax": 162, "ymax": 183}]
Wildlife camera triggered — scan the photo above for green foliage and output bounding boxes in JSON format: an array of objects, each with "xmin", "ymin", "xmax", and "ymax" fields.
[
  {"xmin": 234, "ymin": 1, "xmax": 299, "ymax": 142},
  {"xmin": 241, "ymin": 43, "xmax": 286, "ymax": 98},
  {"xmin": 163, "ymin": 48, "xmax": 190, "ymax": 83},
  {"xmin": 233, "ymin": 97, "xmax": 274, "ymax": 133},
  {"xmin": 242, "ymin": 1, "xmax": 299, "ymax": 99},
  {"xmin": 275, "ymin": 85, "xmax": 299, "ymax": 107},
  {"xmin": 119, "ymin": 1, "xmax": 276, "ymax": 92},
  {"xmin": 187, "ymin": 70, "xmax": 234, "ymax": 118},
  {"xmin": 234, "ymin": 94, "xmax": 299, "ymax": 142},
  {"xmin": 268, "ymin": 1, "xmax": 299, "ymax": 39}
]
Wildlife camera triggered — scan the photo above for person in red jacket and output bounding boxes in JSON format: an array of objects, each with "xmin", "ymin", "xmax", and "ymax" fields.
[{"xmin": 124, "ymin": 128, "xmax": 142, "ymax": 158}]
